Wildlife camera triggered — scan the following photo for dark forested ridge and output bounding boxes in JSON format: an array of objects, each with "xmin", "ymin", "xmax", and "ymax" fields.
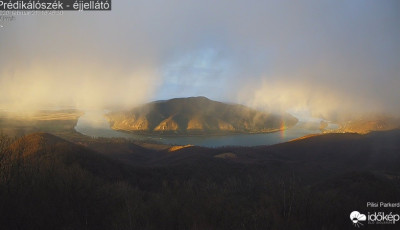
[
  {"xmin": 0, "ymin": 130, "xmax": 399, "ymax": 229},
  {"xmin": 106, "ymin": 97, "xmax": 298, "ymax": 135}
]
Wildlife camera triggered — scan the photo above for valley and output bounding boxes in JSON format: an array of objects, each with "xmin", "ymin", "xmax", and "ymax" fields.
[
  {"xmin": 0, "ymin": 129, "xmax": 399, "ymax": 229},
  {"xmin": 0, "ymin": 99, "xmax": 399, "ymax": 229}
]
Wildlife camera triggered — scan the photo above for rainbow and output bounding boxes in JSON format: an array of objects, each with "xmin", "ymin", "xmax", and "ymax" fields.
[{"xmin": 280, "ymin": 119, "xmax": 286, "ymax": 138}]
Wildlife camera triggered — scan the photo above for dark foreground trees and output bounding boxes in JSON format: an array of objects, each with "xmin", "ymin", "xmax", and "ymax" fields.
[{"xmin": 0, "ymin": 134, "xmax": 399, "ymax": 230}]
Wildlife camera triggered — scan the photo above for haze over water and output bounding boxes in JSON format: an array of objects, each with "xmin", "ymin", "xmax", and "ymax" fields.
[{"xmin": 75, "ymin": 110, "xmax": 335, "ymax": 147}]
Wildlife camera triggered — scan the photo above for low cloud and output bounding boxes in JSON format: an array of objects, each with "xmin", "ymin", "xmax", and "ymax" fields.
[{"xmin": 0, "ymin": 0, "xmax": 398, "ymax": 118}]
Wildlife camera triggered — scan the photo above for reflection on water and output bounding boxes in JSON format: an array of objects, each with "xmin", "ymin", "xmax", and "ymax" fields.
[
  {"xmin": 156, "ymin": 126, "xmax": 319, "ymax": 147},
  {"xmin": 75, "ymin": 110, "xmax": 332, "ymax": 147}
]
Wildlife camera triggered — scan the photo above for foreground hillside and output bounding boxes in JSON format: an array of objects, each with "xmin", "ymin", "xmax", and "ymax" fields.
[
  {"xmin": 0, "ymin": 131, "xmax": 399, "ymax": 229},
  {"xmin": 107, "ymin": 97, "xmax": 298, "ymax": 135}
]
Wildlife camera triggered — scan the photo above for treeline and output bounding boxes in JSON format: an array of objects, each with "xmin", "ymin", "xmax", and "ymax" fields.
[{"xmin": 0, "ymin": 134, "xmax": 399, "ymax": 229}]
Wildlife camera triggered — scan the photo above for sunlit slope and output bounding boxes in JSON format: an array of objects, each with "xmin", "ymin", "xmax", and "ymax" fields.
[
  {"xmin": 335, "ymin": 115, "xmax": 400, "ymax": 134},
  {"xmin": 6, "ymin": 133, "xmax": 130, "ymax": 180},
  {"xmin": 0, "ymin": 109, "xmax": 83, "ymax": 137},
  {"xmin": 107, "ymin": 97, "xmax": 298, "ymax": 135}
]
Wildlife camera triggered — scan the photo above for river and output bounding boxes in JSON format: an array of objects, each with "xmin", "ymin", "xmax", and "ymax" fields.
[{"xmin": 74, "ymin": 110, "xmax": 338, "ymax": 147}]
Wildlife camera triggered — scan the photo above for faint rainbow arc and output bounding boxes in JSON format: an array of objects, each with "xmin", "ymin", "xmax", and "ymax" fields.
[{"xmin": 280, "ymin": 119, "xmax": 286, "ymax": 138}]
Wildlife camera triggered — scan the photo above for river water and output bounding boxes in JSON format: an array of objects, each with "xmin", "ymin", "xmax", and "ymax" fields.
[{"xmin": 74, "ymin": 110, "xmax": 338, "ymax": 147}]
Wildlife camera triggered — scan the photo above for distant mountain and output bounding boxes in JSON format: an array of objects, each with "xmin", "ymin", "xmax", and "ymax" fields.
[
  {"xmin": 334, "ymin": 115, "xmax": 400, "ymax": 134},
  {"xmin": 106, "ymin": 96, "xmax": 298, "ymax": 135}
]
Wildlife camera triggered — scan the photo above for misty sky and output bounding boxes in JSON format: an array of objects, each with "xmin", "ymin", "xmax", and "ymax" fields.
[{"xmin": 0, "ymin": 0, "xmax": 399, "ymax": 118}]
